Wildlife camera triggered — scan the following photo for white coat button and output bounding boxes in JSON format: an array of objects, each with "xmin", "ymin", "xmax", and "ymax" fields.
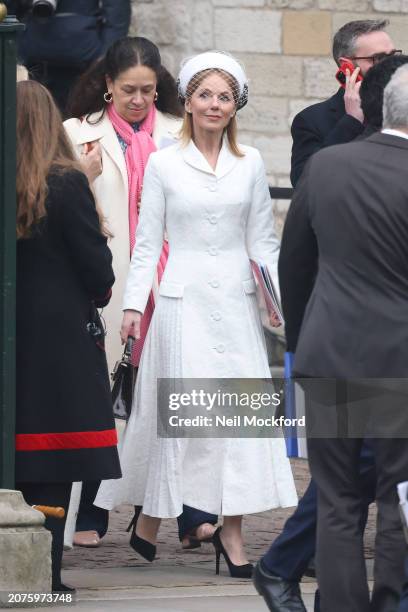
[
  {"xmin": 209, "ymin": 246, "xmax": 218, "ymax": 256},
  {"xmin": 212, "ymin": 311, "xmax": 222, "ymax": 321},
  {"xmin": 209, "ymin": 215, "xmax": 217, "ymax": 224},
  {"xmin": 209, "ymin": 184, "xmax": 217, "ymax": 192},
  {"xmin": 209, "ymin": 279, "xmax": 219, "ymax": 288},
  {"xmin": 216, "ymin": 344, "xmax": 225, "ymax": 353}
]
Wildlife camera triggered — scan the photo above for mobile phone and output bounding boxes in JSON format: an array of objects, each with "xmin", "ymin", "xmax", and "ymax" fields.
[{"xmin": 335, "ymin": 59, "xmax": 363, "ymax": 88}]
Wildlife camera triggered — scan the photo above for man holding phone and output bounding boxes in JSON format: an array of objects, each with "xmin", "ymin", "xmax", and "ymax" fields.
[{"xmin": 290, "ymin": 19, "xmax": 400, "ymax": 187}]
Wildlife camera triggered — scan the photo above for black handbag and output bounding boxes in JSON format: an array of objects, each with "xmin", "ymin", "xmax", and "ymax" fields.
[{"xmin": 111, "ymin": 336, "xmax": 136, "ymax": 421}]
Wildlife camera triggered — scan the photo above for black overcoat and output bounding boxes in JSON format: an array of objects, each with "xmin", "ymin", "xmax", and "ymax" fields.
[
  {"xmin": 15, "ymin": 170, "xmax": 121, "ymax": 483},
  {"xmin": 279, "ymin": 133, "xmax": 408, "ymax": 378},
  {"xmin": 290, "ymin": 88, "xmax": 364, "ymax": 187}
]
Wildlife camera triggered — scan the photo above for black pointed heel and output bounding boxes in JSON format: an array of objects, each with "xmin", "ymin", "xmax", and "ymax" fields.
[
  {"xmin": 129, "ymin": 531, "xmax": 156, "ymax": 562},
  {"xmin": 212, "ymin": 527, "xmax": 253, "ymax": 579},
  {"xmin": 126, "ymin": 506, "xmax": 156, "ymax": 562},
  {"xmin": 126, "ymin": 506, "xmax": 141, "ymax": 533}
]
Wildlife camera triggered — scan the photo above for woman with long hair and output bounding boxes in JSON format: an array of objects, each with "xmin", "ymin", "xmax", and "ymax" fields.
[
  {"xmin": 95, "ymin": 51, "xmax": 298, "ymax": 576},
  {"xmin": 15, "ymin": 80, "xmax": 121, "ymax": 591},
  {"xmin": 65, "ymin": 36, "xmax": 217, "ymax": 548}
]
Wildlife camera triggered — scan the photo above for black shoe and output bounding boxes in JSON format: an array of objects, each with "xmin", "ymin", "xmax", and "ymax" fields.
[
  {"xmin": 253, "ymin": 561, "xmax": 307, "ymax": 612},
  {"xmin": 212, "ymin": 527, "xmax": 253, "ymax": 579},
  {"xmin": 126, "ymin": 509, "xmax": 156, "ymax": 562}
]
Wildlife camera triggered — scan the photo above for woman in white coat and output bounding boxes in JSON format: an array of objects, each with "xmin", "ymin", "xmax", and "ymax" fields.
[
  {"xmin": 64, "ymin": 37, "xmax": 217, "ymax": 548},
  {"xmin": 96, "ymin": 51, "xmax": 298, "ymax": 577}
]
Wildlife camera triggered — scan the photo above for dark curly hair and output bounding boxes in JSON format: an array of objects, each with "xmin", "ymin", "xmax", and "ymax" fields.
[
  {"xmin": 360, "ymin": 54, "xmax": 408, "ymax": 129},
  {"xmin": 67, "ymin": 36, "xmax": 183, "ymax": 121}
]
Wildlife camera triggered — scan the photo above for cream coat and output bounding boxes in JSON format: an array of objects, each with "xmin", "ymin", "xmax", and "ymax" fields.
[
  {"xmin": 95, "ymin": 140, "xmax": 298, "ymax": 516},
  {"xmin": 64, "ymin": 110, "xmax": 181, "ymax": 371}
]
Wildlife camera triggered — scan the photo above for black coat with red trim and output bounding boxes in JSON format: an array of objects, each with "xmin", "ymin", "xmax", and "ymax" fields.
[{"xmin": 15, "ymin": 169, "xmax": 121, "ymax": 484}]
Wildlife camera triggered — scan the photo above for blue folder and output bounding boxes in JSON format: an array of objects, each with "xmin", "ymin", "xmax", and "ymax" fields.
[{"xmin": 284, "ymin": 351, "xmax": 299, "ymax": 457}]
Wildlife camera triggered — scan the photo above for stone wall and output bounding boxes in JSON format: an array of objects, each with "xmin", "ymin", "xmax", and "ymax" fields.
[{"xmin": 130, "ymin": 1, "xmax": 408, "ymax": 226}]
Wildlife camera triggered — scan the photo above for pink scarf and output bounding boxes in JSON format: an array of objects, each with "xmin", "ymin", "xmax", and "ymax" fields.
[{"xmin": 107, "ymin": 103, "xmax": 168, "ymax": 283}]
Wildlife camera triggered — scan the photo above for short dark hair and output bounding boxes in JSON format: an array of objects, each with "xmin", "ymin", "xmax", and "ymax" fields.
[
  {"xmin": 332, "ymin": 19, "xmax": 389, "ymax": 65},
  {"xmin": 360, "ymin": 54, "xmax": 408, "ymax": 129}
]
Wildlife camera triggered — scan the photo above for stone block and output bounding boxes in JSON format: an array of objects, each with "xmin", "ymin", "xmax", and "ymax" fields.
[
  {"xmin": 239, "ymin": 96, "xmax": 288, "ymax": 133},
  {"xmin": 213, "ymin": 0, "xmax": 265, "ymax": 6},
  {"xmin": 278, "ymin": 176, "xmax": 292, "ymax": 187},
  {"xmin": 215, "ymin": 9, "xmax": 281, "ymax": 54},
  {"xmin": 266, "ymin": 0, "xmax": 315, "ymax": 7},
  {"xmin": 237, "ymin": 53, "xmax": 303, "ymax": 97},
  {"xmin": 332, "ymin": 13, "xmax": 408, "ymax": 53},
  {"xmin": 283, "ymin": 11, "xmax": 331, "ymax": 56},
  {"xmin": 0, "ymin": 490, "xmax": 51, "ymax": 601},
  {"xmin": 373, "ymin": 0, "xmax": 402, "ymax": 11},
  {"xmin": 386, "ymin": 17, "xmax": 408, "ymax": 51},
  {"xmin": 193, "ymin": 1, "xmax": 214, "ymax": 51},
  {"xmin": 253, "ymin": 134, "xmax": 292, "ymax": 175},
  {"xmin": 238, "ymin": 131, "xmax": 255, "ymax": 146},
  {"xmin": 130, "ymin": 1, "xmax": 191, "ymax": 47},
  {"xmin": 331, "ymin": 12, "xmax": 371, "ymax": 35},
  {"xmin": 288, "ymin": 98, "xmax": 322, "ymax": 124},
  {"xmin": 304, "ymin": 57, "xmax": 338, "ymax": 99},
  {"xmin": 160, "ymin": 49, "xmax": 179, "ymax": 78},
  {"xmin": 318, "ymin": 0, "xmax": 368, "ymax": 9}
]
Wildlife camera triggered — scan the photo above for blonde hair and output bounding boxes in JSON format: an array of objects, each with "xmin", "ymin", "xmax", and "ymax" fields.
[{"xmin": 179, "ymin": 68, "xmax": 244, "ymax": 158}]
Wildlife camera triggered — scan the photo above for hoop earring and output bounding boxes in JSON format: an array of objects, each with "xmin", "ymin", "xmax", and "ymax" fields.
[
  {"xmin": 104, "ymin": 91, "xmax": 113, "ymax": 103},
  {"xmin": 154, "ymin": 92, "xmax": 159, "ymax": 101}
]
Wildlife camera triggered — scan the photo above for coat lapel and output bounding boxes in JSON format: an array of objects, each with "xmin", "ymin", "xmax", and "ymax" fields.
[
  {"xmin": 328, "ymin": 88, "xmax": 346, "ymax": 122},
  {"xmin": 182, "ymin": 137, "xmax": 238, "ymax": 178},
  {"xmin": 75, "ymin": 112, "xmax": 128, "ymax": 190},
  {"xmin": 153, "ymin": 110, "xmax": 181, "ymax": 148},
  {"xmin": 215, "ymin": 139, "xmax": 239, "ymax": 179}
]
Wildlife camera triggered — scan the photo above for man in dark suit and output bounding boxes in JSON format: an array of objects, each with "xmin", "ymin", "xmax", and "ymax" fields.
[
  {"xmin": 291, "ymin": 18, "xmax": 399, "ymax": 186},
  {"xmin": 278, "ymin": 64, "xmax": 408, "ymax": 612},
  {"xmin": 253, "ymin": 21, "xmax": 401, "ymax": 612}
]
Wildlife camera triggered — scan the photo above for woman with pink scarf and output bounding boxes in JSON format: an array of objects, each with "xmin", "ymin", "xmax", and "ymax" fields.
[{"xmin": 64, "ymin": 37, "xmax": 217, "ymax": 550}]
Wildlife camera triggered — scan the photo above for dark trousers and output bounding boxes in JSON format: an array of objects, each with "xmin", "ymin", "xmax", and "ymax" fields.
[
  {"xmin": 398, "ymin": 558, "xmax": 408, "ymax": 612},
  {"xmin": 76, "ymin": 481, "xmax": 109, "ymax": 538},
  {"xmin": 17, "ymin": 481, "xmax": 72, "ymax": 590},
  {"xmin": 133, "ymin": 504, "xmax": 217, "ymax": 541},
  {"xmin": 262, "ymin": 441, "xmax": 376, "ymax": 582},
  {"xmin": 177, "ymin": 505, "xmax": 217, "ymax": 540},
  {"xmin": 308, "ymin": 437, "xmax": 408, "ymax": 612}
]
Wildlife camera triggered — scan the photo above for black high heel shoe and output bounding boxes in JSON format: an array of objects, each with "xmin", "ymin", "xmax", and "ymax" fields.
[
  {"xmin": 212, "ymin": 527, "xmax": 253, "ymax": 578},
  {"xmin": 126, "ymin": 507, "xmax": 156, "ymax": 562}
]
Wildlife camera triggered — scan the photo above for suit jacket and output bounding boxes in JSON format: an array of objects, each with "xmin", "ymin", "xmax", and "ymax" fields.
[
  {"xmin": 290, "ymin": 88, "xmax": 364, "ymax": 187},
  {"xmin": 64, "ymin": 110, "xmax": 181, "ymax": 370},
  {"xmin": 279, "ymin": 132, "xmax": 408, "ymax": 378}
]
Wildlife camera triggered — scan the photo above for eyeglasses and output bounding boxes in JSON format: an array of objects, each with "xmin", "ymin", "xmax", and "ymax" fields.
[{"xmin": 350, "ymin": 49, "xmax": 403, "ymax": 65}]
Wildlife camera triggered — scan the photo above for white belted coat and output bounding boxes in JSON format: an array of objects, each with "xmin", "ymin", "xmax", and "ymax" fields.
[{"xmin": 95, "ymin": 139, "xmax": 298, "ymax": 516}]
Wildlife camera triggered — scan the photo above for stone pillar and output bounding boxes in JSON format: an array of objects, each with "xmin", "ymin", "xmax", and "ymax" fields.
[{"xmin": 0, "ymin": 490, "xmax": 51, "ymax": 606}]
